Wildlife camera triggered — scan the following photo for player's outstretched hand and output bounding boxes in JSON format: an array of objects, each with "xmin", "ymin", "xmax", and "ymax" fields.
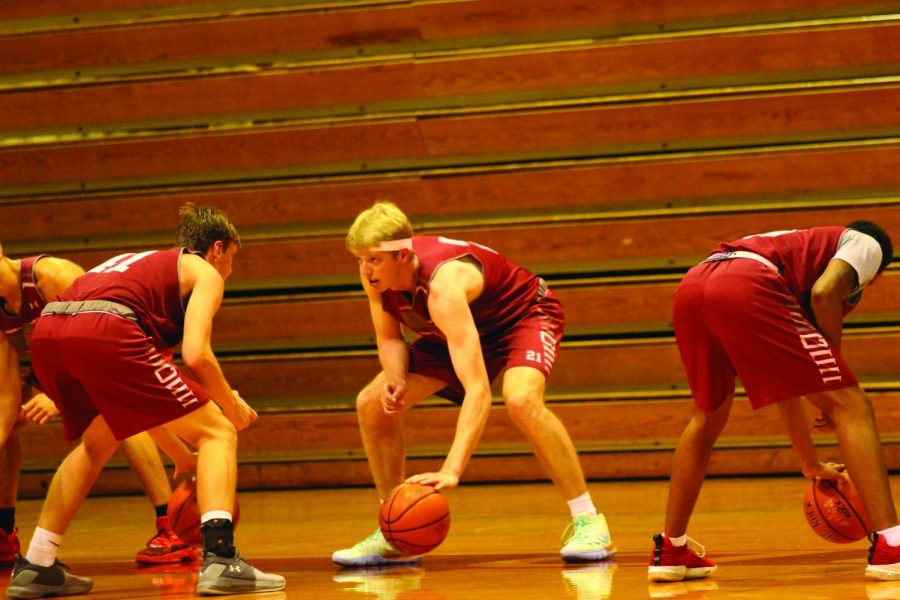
[
  {"xmin": 381, "ymin": 381, "xmax": 408, "ymax": 414},
  {"xmin": 406, "ymin": 470, "xmax": 459, "ymax": 490},
  {"xmin": 224, "ymin": 389, "xmax": 258, "ymax": 431},
  {"xmin": 20, "ymin": 393, "xmax": 59, "ymax": 426},
  {"xmin": 804, "ymin": 461, "xmax": 846, "ymax": 481}
]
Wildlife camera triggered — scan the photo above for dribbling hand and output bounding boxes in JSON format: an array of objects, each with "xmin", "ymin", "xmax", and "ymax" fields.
[
  {"xmin": 804, "ymin": 461, "xmax": 845, "ymax": 481},
  {"xmin": 406, "ymin": 470, "xmax": 459, "ymax": 490}
]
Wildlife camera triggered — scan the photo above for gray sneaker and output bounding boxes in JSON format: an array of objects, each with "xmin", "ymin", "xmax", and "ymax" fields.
[
  {"xmin": 196, "ymin": 551, "xmax": 285, "ymax": 595},
  {"xmin": 6, "ymin": 555, "xmax": 93, "ymax": 599}
]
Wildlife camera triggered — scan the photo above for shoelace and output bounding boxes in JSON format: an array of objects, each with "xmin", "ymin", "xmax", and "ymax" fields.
[
  {"xmin": 685, "ymin": 537, "xmax": 707, "ymax": 558},
  {"xmin": 561, "ymin": 516, "xmax": 600, "ymax": 545}
]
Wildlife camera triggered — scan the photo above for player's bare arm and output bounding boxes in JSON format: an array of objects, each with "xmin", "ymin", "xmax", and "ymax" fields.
[
  {"xmin": 777, "ymin": 398, "xmax": 843, "ymax": 481},
  {"xmin": 810, "ymin": 259, "xmax": 857, "ymax": 351},
  {"xmin": 0, "ymin": 335, "xmax": 22, "ymax": 444},
  {"xmin": 14, "ymin": 258, "xmax": 85, "ymax": 427},
  {"xmin": 360, "ymin": 263, "xmax": 410, "ymax": 412},
  {"xmin": 407, "ymin": 260, "xmax": 491, "ymax": 490},
  {"xmin": 35, "ymin": 257, "xmax": 84, "ymax": 300},
  {"xmin": 179, "ymin": 253, "xmax": 257, "ymax": 431}
]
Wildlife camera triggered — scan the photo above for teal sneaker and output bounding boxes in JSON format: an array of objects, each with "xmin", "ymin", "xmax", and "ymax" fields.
[
  {"xmin": 560, "ymin": 513, "xmax": 617, "ymax": 563},
  {"xmin": 332, "ymin": 529, "xmax": 422, "ymax": 567}
]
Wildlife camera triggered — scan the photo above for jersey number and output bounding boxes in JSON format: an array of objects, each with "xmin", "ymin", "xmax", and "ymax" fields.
[{"xmin": 89, "ymin": 251, "xmax": 157, "ymax": 274}]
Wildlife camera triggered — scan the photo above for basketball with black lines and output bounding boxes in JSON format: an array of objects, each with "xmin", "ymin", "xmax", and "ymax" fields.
[
  {"xmin": 803, "ymin": 476, "xmax": 871, "ymax": 543},
  {"xmin": 379, "ymin": 483, "xmax": 451, "ymax": 555}
]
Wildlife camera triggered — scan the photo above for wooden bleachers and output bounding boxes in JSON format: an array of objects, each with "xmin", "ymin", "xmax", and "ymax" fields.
[{"xmin": 2, "ymin": 0, "xmax": 899, "ymax": 496}]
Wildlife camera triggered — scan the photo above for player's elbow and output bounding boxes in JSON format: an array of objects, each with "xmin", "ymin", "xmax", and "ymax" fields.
[
  {"xmin": 810, "ymin": 284, "xmax": 841, "ymax": 311},
  {"xmin": 180, "ymin": 342, "xmax": 212, "ymax": 372}
]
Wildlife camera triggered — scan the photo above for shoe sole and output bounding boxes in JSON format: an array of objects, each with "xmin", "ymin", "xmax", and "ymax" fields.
[
  {"xmin": 561, "ymin": 544, "xmax": 618, "ymax": 563},
  {"xmin": 196, "ymin": 580, "xmax": 286, "ymax": 595},
  {"xmin": 332, "ymin": 554, "xmax": 422, "ymax": 567},
  {"xmin": 648, "ymin": 565, "xmax": 717, "ymax": 582},
  {"xmin": 7, "ymin": 583, "xmax": 94, "ymax": 599},
  {"xmin": 866, "ymin": 565, "xmax": 900, "ymax": 581}
]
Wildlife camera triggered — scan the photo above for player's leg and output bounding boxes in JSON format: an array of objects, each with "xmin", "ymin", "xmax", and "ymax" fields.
[
  {"xmin": 646, "ymin": 397, "xmax": 731, "ymax": 583},
  {"xmin": 333, "ymin": 371, "xmax": 445, "ymax": 567},
  {"xmin": 803, "ymin": 386, "xmax": 900, "ymax": 580},
  {"xmin": 0, "ymin": 432, "xmax": 21, "ymax": 565},
  {"xmin": 650, "ymin": 261, "xmax": 731, "ymax": 582},
  {"xmin": 7, "ymin": 415, "xmax": 117, "ymax": 599},
  {"xmin": 501, "ymin": 366, "xmax": 615, "ymax": 562},
  {"xmin": 162, "ymin": 401, "xmax": 285, "ymax": 594},
  {"xmin": 122, "ymin": 432, "xmax": 197, "ymax": 564},
  {"xmin": 357, "ymin": 371, "xmax": 446, "ymax": 498}
]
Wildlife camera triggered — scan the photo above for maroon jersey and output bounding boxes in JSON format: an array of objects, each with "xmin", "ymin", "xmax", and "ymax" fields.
[
  {"xmin": 60, "ymin": 248, "xmax": 188, "ymax": 350},
  {"xmin": 713, "ymin": 227, "xmax": 855, "ymax": 318},
  {"xmin": 0, "ymin": 255, "xmax": 49, "ymax": 335},
  {"xmin": 381, "ymin": 236, "xmax": 549, "ymax": 343}
]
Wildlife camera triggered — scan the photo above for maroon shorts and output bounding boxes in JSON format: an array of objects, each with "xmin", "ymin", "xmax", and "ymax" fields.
[
  {"xmin": 30, "ymin": 312, "xmax": 209, "ymax": 441},
  {"xmin": 408, "ymin": 293, "xmax": 565, "ymax": 404},
  {"xmin": 673, "ymin": 258, "xmax": 857, "ymax": 411}
]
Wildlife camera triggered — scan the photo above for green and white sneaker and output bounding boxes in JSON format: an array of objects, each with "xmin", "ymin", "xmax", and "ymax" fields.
[
  {"xmin": 560, "ymin": 513, "xmax": 617, "ymax": 563},
  {"xmin": 332, "ymin": 529, "xmax": 421, "ymax": 567}
]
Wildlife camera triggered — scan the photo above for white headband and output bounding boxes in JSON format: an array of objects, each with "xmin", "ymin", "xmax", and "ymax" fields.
[{"xmin": 370, "ymin": 238, "xmax": 412, "ymax": 252}]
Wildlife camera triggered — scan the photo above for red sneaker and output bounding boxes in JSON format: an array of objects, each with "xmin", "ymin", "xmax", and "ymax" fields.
[
  {"xmin": 648, "ymin": 534, "xmax": 717, "ymax": 582},
  {"xmin": 867, "ymin": 532, "xmax": 900, "ymax": 580},
  {"xmin": 135, "ymin": 528, "xmax": 200, "ymax": 565},
  {"xmin": 0, "ymin": 527, "xmax": 20, "ymax": 566}
]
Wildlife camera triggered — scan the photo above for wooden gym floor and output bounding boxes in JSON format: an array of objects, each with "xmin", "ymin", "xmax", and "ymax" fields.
[{"xmin": 7, "ymin": 476, "xmax": 900, "ymax": 599}]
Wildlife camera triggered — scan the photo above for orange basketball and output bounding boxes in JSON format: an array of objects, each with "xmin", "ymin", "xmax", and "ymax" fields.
[
  {"xmin": 803, "ymin": 476, "xmax": 871, "ymax": 543},
  {"xmin": 379, "ymin": 483, "xmax": 451, "ymax": 555},
  {"xmin": 168, "ymin": 479, "xmax": 240, "ymax": 546}
]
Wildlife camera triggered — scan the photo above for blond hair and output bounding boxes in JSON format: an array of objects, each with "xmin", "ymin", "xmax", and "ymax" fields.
[{"xmin": 346, "ymin": 201, "xmax": 413, "ymax": 252}]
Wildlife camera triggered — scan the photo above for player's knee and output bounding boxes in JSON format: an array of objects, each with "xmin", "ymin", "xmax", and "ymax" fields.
[
  {"xmin": 82, "ymin": 429, "xmax": 119, "ymax": 461},
  {"xmin": 356, "ymin": 386, "xmax": 381, "ymax": 415},
  {"xmin": 504, "ymin": 392, "xmax": 542, "ymax": 424},
  {"xmin": 209, "ymin": 419, "xmax": 238, "ymax": 448}
]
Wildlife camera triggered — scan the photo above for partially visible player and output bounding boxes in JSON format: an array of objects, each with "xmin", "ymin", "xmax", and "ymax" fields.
[
  {"xmin": 6, "ymin": 205, "xmax": 284, "ymax": 597},
  {"xmin": 0, "ymin": 244, "xmax": 198, "ymax": 565},
  {"xmin": 333, "ymin": 201, "xmax": 615, "ymax": 566},
  {"xmin": 648, "ymin": 222, "xmax": 900, "ymax": 582}
]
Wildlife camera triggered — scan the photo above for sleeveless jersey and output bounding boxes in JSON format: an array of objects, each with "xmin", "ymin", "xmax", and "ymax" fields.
[
  {"xmin": 59, "ymin": 248, "xmax": 187, "ymax": 351},
  {"xmin": 0, "ymin": 255, "xmax": 49, "ymax": 335},
  {"xmin": 381, "ymin": 236, "xmax": 546, "ymax": 343},
  {"xmin": 713, "ymin": 226, "xmax": 857, "ymax": 316}
]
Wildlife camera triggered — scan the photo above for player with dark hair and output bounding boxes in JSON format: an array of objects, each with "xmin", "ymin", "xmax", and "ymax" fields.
[
  {"xmin": 333, "ymin": 201, "xmax": 616, "ymax": 566},
  {"xmin": 6, "ymin": 206, "xmax": 284, "ymax": 597},
  {"xmin": 0, "ymin": 243, "xmax": 198, "ymax": 566},
  {"xmin": 648, "ymin": 221, "xmax": 900, "ymax": 582}
]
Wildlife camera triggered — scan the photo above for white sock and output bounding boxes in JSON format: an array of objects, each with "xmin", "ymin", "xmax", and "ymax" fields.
[
  {"xmin": 666, "ymin": 534, "xmax": 688, "ymax": 547},
  {"xmin": 878, "ymin": 525, "xmax": 900, "ymax": 546},
  {"xmin": 200, "ymin": 510, "xmax": 232, "ymax": 524},
  {"xmin": 26, "ymin": 527, "xmax": 62, "ymax": 567},
  {"xmin": 567, "ymin": 492, "xmax": 597, "ymax": 517}
]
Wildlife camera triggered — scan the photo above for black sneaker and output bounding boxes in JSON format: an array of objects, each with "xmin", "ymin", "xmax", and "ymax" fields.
[
  {"xmin": 6, "ymin": 554, "xmax": 93, "ymax": 598},
  {"xmin": 195, "ymin": 550, "xmax": 285, "ymax": 595}
]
